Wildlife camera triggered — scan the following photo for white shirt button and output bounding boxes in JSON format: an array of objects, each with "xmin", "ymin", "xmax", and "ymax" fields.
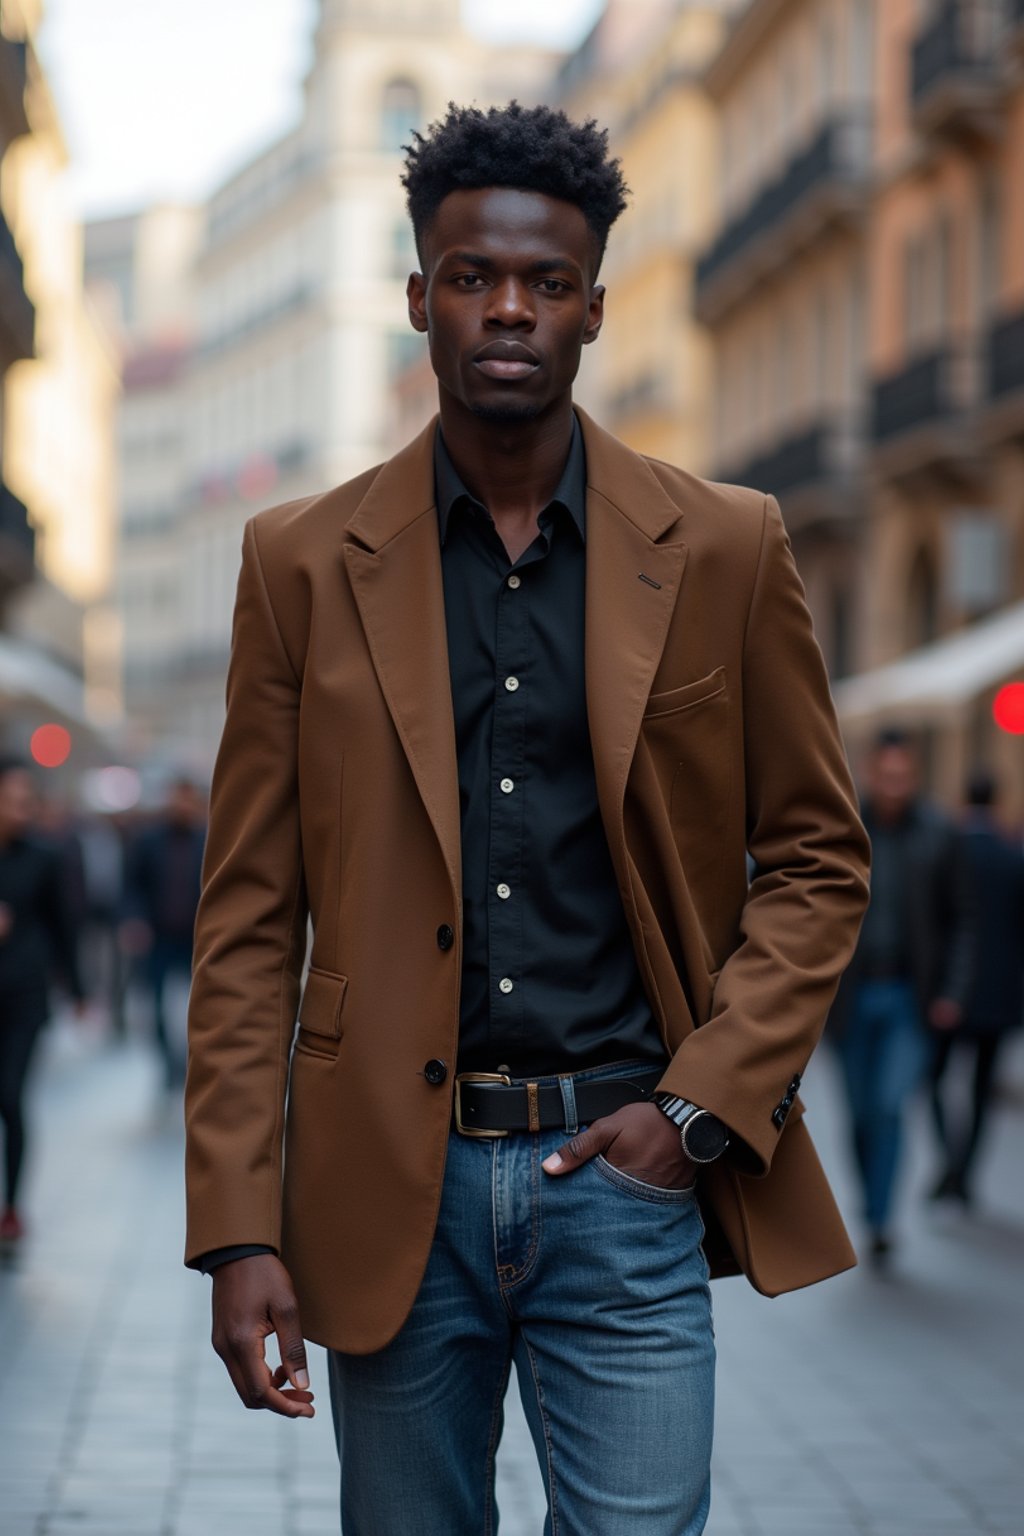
[
  {"xmin": 496, "ymin": 882, "xmax": 511, "ymax": 899},
  {"xmin": 504, "ymin": 676, "xmax": 519, "ymax": 692},
  {"xmin": 500, "ymin": 777, "xmax": 514, "ymax": 793},
  {"xmin": 498, "ymin": 977, "xmax": 514, "ymax": 994},
  {"xmin": 507, "ymin": 574, "xmax": 521, "ymax": 589}
]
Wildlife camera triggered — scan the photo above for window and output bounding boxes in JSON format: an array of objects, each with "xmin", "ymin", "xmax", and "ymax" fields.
[
  {"xmin": 389, "ymin": 216, "xmax": 418, "ymax": 281},
  {"xmin": 381, "ymin": 78, "xmax": 421, "ymax": 151}
]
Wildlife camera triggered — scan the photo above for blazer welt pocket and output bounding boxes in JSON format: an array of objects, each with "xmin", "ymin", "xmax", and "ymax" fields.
[
  {"xmin": 295, "ymin": 966, "xmax": 348, "ymax": 1053},
  {"xmin": 643, "ymin": 666, "xmax": 727, "ymax": 720}
]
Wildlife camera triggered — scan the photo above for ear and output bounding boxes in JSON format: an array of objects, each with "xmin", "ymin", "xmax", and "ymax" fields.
[
  {"xmin": 407, "ymin": 271, "xmax": 428, "ymax": 334},
  {"xmin": 583, "ymin": 284, "xmax": 605, "ymax": 346}
]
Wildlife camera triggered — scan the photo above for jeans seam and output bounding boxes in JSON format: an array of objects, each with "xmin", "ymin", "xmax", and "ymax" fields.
[
  {"xmin": 497, "ymin": 1141, "xmax": 542, "ymax": 1292},
  {"xmin": 483, "ymin": 1356, "xmax": 513, "ymax": 1536},
  {"xmin": 522, "ymin": 1335, "xmax": 560, "ymax": 1536},
  {"xmin": 592, "ymin": 1154, "xmax": 699, "ymax": 1204}
]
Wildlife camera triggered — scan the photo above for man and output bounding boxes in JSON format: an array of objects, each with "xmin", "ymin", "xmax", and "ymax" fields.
[
  {"xmin": 928, "ymin": 772, "xmax": 1024, "ymax": 1205},
  {"xmin": 831, "ymin": 728, "xmax": 971, "ymax": 1263},
  {"xmin": 122, "ymin": 777, "xmax": 206, "ymax": 1090},
  {"xmin": 186, "ymin": 104, "xmax": 870, "ymax": 1534},
  {"xmin": 0, "ymin": 759, "xmax": 85, "ymax": 1245}
]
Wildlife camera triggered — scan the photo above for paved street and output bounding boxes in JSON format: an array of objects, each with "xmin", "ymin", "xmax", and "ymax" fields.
[{"xmin": 1, "ymin": 1012, "xmax": 1022, "ymax": 1536}]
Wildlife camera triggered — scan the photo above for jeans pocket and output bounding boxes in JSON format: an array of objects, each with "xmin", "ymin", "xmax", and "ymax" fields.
[{"xmin": 592, "ymin": 1155, "xmax": 698, "ymax": 1205}]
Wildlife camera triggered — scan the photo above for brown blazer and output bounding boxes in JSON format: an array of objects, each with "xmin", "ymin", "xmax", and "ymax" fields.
[{"xmin": 184, "ymin": 408, "xmax": 870, "ymax": 1354}]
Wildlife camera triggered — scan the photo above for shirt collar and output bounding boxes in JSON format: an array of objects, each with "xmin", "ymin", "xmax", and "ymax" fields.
[{"xmin": 434, "ymin": 412, "xmax": 586, "ymax": 546}]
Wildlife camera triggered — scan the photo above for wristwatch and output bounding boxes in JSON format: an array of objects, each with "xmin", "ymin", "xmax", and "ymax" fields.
[{"xmin": 652, "ymin": 1092, "xmax": 730, "ymax": 1164}]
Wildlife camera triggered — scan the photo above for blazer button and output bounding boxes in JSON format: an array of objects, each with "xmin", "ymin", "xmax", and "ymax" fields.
[
  {"xmin": 772, "ymin": 1106, "xmax": 787, "ymax": 1129},
  {"xmin": 436, "ymin": 923, "xmax": 454, "ymax": 951},
  {"xmin": 423, "ymin": 1059, "xmax": 448, "ymax": 1085}
]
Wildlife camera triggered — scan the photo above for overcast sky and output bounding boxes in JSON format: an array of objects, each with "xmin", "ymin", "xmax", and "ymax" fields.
[{"xmin": 36, "ymin": 0, "xmax": 603, "ymax": 220}]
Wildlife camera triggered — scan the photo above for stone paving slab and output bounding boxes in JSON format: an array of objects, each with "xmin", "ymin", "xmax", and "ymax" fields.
[{"xmin": 1, "ymin": 1016, "xmax": 1022, "ymax": 1535}]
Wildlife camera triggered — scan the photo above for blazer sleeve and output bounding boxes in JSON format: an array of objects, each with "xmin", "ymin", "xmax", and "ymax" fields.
[
  {"xmin": 184, "ymin": 516, "xmax": 308, "ymax": 1268},
  {"xmin": 656, "ymin": 493, "xmax": 871, "ymax": 1174}
]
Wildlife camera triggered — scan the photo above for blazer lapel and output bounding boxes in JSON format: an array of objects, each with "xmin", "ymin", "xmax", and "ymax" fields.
[
  {"xmin": 577, "ymin": 408, "xmax": 689, "ymax": 850},
  {"xmin": 340, "ymin": 408, "xmax": 688, "ymax": 897},
  {"xmin": 342, "ymin": 419, "xmax": 462, "ymax": 895}
]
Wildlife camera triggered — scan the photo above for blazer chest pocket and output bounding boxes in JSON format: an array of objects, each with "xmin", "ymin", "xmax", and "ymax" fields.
[
  {"xmin": 643, "ymin": 666, "xmax": 726, "ymax": 721},
  {"xmin": 295, "ymin": 966, "xmax": 348, "ymax": 1058}
]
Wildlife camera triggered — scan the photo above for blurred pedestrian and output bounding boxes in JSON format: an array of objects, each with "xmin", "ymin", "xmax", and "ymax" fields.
[
  {"xmin": 185, "ymin": 104, "xmax": 869, "ymax": 1536},
  {"xmin": 831, "ymin": 728, "xmax": 973, "ymax": 1263},
  {"xmin": 928, "ymin": 772, "xmax": 1024, "ymax": 1205},
  {"xmin": 121, "ymin": 777, "xmax": 205, "ymax": 1090},
  {"xmin": 78, "ymin": 813, "xmax": 129, "ymax": 1037},
  {"xmin": 0, "ymin": 758, "xmax": 86, "ymax": 1246}
]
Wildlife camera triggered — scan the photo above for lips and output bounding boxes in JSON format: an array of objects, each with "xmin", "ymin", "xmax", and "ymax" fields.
[{"xmin": 473, "ymin": 340, "xmax": 540, "ymax": 380}]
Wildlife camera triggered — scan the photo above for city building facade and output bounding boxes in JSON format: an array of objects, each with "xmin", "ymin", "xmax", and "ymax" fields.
[
  {"xmin": 171, "ymin": 0, "xmax": 556, "ymax": 764},
  {"xmin": 556, "ymin": 0, "xmax": 741, "ymax": 470},
  {"xmin": 835, "ymin": 0, "xmax": 1024, "ymax": 816},
  {"xmin": 694, "ymin": 0, "xmax": 876, "ymax": 681},
  {"xmin": 0, "ymin": 0, "xmax": 120, "ymax": 758}
]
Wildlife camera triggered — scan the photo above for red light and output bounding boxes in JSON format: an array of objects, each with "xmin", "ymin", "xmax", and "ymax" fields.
[
  {"xmin": 30, "ymin": 724, "xmax": 72, "ymax": 768},
  {"xmin": 993, "ymin": 683, "xmax": 1024, "ymax": 735}
]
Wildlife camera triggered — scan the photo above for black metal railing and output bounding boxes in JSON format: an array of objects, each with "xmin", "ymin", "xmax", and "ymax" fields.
[
  {"xmin": 988, "ymin": 309, "xmax": 1024, "ymax": 397},
  {"xmin": 717, "ymin": 422, "xmax": 856, "ymax": 502},
  {"xmin": 911, "ymin": 0, "xmax": 999, "ymax": 109},
  {"xmin": 871, "ymin": 346, "xmax": 972, "ymax": 440},
  {"xmin": 695, "ymin": 114, "xmax": 869, "ymax": 305},
  {"xmin": 198, "ymin": 284, "xmax": 314, "ymax": 358}
]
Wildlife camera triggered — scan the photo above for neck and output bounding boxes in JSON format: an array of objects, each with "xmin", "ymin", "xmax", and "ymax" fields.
[{"xmin": 437, "ymin": 391, "xmax": 576, "ymax": 519}]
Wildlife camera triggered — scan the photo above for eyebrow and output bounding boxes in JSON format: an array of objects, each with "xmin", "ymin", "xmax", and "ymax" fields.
[{"xmin": 444, "ymin": 250, "xmax": 581, "ymax": 276}]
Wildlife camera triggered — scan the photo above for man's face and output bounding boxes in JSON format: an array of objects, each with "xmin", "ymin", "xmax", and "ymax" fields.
[
  {"xmin": 865, "ymin": 745, "xmax": 919, "ymax": 820},
  {"xmin": 407, "ymin": 187, "xmax": 604, "ymax": 423}
]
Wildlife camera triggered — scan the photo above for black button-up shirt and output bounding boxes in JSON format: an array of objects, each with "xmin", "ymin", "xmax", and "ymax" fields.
[
  {"xmin": 199, "ymin": 416, "xmax": 670, "ymax": 1271},
  {"xmin": 436, "ymin": 415, "xmax": 667, "ymax": 1078}
]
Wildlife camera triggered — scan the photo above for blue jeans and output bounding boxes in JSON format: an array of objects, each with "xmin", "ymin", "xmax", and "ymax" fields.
[
  {"xmin": 837, "ymin": 979, "xmax": 926, "ymax": 1230},
  {"xmin": 328, "ymin": 1060, "xmax": 716, "ymax": 1535}
]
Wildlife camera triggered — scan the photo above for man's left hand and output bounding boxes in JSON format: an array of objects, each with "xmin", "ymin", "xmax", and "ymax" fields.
[{"xmin": 542, "ymin": 1102, "xmax": 696, "ymax": 1189}]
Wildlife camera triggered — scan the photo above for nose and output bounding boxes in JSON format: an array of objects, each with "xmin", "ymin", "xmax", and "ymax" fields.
[{"xmin": 484, "ymin": 276, "xmax": 535, "ymax": 329}]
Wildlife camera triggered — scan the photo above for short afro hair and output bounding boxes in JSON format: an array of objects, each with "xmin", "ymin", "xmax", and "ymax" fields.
[{"xmin": 402, "ymin": 101, "xmax": 628, "ymax": 273}]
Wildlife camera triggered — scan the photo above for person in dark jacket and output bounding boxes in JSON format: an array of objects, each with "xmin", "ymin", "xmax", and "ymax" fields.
[
  {"xmin": 830, "ymin": 728, "xmax": 973, "ymax": 1263},
  {"xmin": 121, "ymin": 777, "xmax": 206, "ymax": 1090},
  {"xmin": 0, "ymin": 758, "xmax": 86, "ymax": 1244},
  {"xmin": 928, "ymin": 772, "xmax": 1024, "ymax": 1204}
]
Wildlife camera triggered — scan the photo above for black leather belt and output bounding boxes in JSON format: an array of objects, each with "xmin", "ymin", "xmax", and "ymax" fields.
[{"xmin": 453, "ymin": 1068, "xmax": 664, "ymax": 1138}]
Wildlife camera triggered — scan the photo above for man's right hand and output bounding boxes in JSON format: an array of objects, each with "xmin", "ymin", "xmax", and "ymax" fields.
[{"xmin": 211, "ymin": 1254, "xmax": 315, "ymax": 1418}]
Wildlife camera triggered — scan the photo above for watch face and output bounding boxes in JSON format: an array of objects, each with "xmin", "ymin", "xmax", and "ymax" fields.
[{"xmin": 685, "ymin": 1112, "xmax": 728, "ymax": 1162}]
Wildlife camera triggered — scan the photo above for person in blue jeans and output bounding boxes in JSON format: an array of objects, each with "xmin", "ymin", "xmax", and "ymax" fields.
[
  {"xmin": 831, "ymin": 729, "xmax": 973, "ymax": 1263},
  {"xmin": 189, "ymin": 102, "xmax": 870, "ymax": 1536}
]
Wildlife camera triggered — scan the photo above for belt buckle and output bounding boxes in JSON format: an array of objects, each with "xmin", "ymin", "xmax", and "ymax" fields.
[{"xmin": 454, "ymin": 1071, "xmax": 512, "ymax": 1138}]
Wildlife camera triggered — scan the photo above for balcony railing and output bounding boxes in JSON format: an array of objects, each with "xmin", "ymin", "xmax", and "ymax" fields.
[
  {"xmin": 198, "ymin": 284, "xmax": 314, "ymax": 358},
  {"xmin": 0, "ymin": 481, "xmax": 36, "ymax": 594},
  {"xmin": 695, "ymin": 114, "xmax": 869, "ymax": 319},
  {"xmin": 911, "ymin": 1, "xmax": 1001, "ymax": 135},
  {"xmin": 988, "ymin": 309, "xmax": 1024, "ymax": 398},
  {"xmin": 871, "ymin": 344, "xmax": 977, "ymax": 442},
  {"xmin": 0, "ymin": 208, "xmax": 34, "ymax": 361},
  {"xmin": 717, "ymin": 419, "xmax": 860, "ymax": 508}
]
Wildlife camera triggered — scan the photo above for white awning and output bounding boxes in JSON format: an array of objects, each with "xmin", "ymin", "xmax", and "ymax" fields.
[
  {"xmin": 833, "ymin": 601, "xmax": 1024, "ymax": 728},
  {"xmin": 0, "ymin": 634, "xmax": 92, "ymax": 727}
]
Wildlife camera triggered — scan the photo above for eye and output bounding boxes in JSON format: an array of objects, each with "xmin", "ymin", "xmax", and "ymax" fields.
[
  {"xmin": 455, "ymin": 273, "xmax": 486, "ymax": 288},
  {"xmin": 537, "ymin": 278, "xmax": 568, "ymax": 294}
]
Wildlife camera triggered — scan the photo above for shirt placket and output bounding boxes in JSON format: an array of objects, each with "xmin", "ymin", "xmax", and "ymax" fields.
[{"xmin": 487, "ymin": 560, "xmax": 530, "ymax": 1056}]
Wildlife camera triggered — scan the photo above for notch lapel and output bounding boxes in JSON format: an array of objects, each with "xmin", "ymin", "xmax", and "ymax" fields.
[
  {"xmin": 578, "ymin": 410, "xmax": 689, "ymax": 851},
  {"xmin": 342, "ymin": 420, "xmax": 462, "ymax": 895}
]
